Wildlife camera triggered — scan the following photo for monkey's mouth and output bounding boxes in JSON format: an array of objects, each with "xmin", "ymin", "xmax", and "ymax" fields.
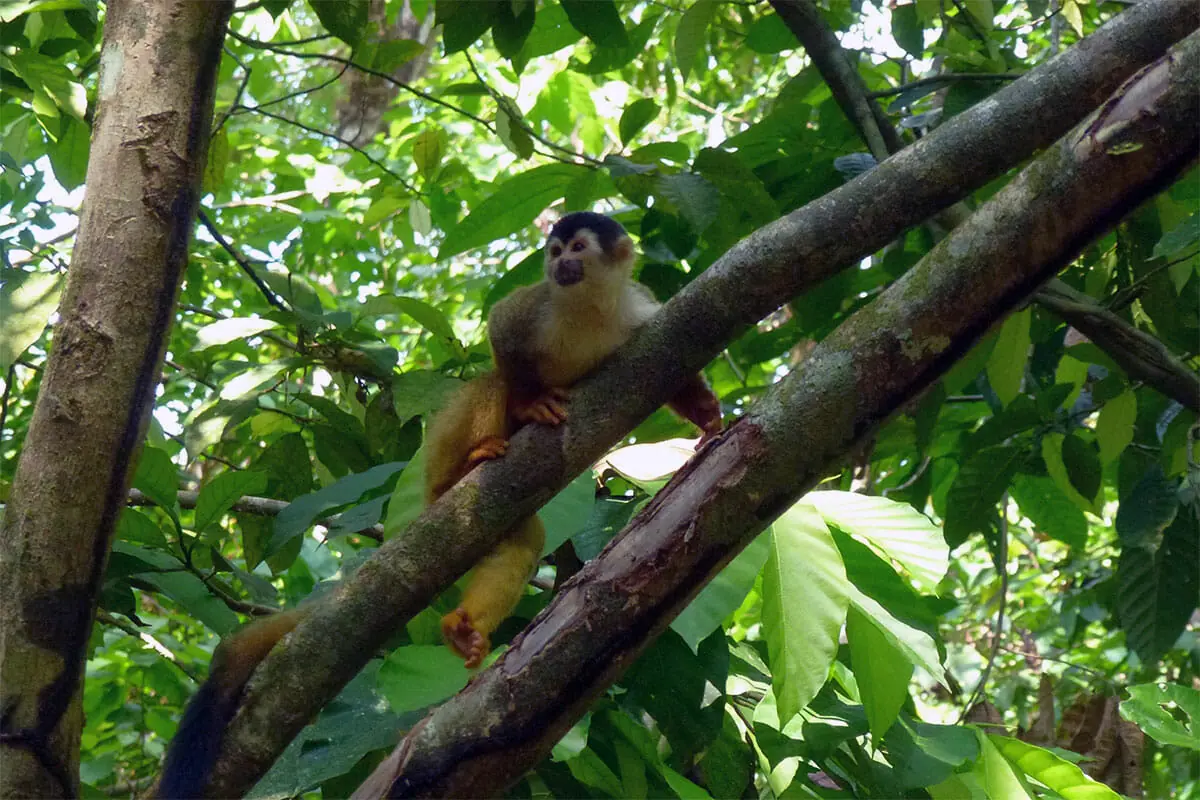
[{"xmin": 553, "ymin": 259, "xmax": 584, "ymax": 286}]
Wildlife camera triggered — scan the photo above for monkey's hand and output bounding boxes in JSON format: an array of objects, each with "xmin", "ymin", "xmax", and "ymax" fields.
[
  {"xmin": 465, "ymin": 435, "xmax": 509, "ymax": 471},
  {"xmin": 441, "ymin": 608, "xmax": 490, "ymax": 669},
  {"xmin": 511, "ymin": 387, "xmax": 569, "ymax": 426}
]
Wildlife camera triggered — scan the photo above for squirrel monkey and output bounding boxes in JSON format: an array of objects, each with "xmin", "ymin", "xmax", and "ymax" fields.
[
  {"xmin": 428, "ymin": 211, "xmax": 723, "ymax": 667},
  {"xmin": 153, "ymin": 212, "xmax": 721, "ymax": 796}
]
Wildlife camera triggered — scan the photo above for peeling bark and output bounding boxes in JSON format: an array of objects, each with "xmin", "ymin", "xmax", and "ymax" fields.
[
  {"xmin": 0, "ymin": 2, "xmax": 233, "ymax": 796},
  {"xmin": 358, "ymin": 32, "xmax": 1200, "ymax": 798},
  {"xmin": 203, "ymin": 6, "xmax": 1198, "ymax": 796}
]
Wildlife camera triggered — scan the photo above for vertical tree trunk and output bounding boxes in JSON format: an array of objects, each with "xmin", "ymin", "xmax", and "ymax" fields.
[{"xmin": 0, "ymin": 2, "xmax": 232, "ymax": 795}]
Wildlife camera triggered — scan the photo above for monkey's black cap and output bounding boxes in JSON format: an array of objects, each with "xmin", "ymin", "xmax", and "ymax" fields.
[{"xmin": 549, "ymin": 212, "xmax": 628, "ymax": 253}]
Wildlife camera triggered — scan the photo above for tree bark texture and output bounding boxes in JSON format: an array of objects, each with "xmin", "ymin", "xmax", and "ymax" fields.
[
  {"xmin": 202, "ymin": 6, "xmax": 1198, "ymax": 796},
  {"xmin": 0, "ymin": 2, "xmax": 232, "ymax": 796},
  {"xmin": 357, "ymin": 33, "xmax": 1200, "ymax": 798}
]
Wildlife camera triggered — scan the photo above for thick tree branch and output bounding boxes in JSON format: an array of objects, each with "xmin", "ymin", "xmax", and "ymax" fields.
[
  {"xmin": 778, "ymin": 0, "xmax": 1199, "ymax": 409},
  {"xmin": 359, "ymin": 34, "xmax": 1199, "ymax": 797},
  {"xmin": 0, "ymin": 2, "xmax": 233, "ymax": 795},
  {"xmin": 202, "ymin": 5, "xmax": 1198, "ymax": 795}
]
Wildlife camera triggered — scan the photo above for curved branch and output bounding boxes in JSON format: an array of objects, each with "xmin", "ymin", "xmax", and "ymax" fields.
[
  {"xmin": 201, "ymin": 6, "xmax": 1200, "ymax": 795},
  {"xmin": 360, "ymin": 36, "xmax": 1200, "ymax": 795}
]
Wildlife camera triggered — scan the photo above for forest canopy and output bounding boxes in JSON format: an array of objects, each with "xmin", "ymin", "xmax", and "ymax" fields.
[{"xmin": 0, "ymin": 1, "xmax": 1197, "ymax": 798}]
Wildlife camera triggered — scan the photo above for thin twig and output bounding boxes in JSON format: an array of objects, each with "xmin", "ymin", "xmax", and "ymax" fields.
[
  {"xmin": 96, "ymin": 611, "xmax": 203, "ymax": 684},
  {"xmin": 867, "ymin": 72, "xmax": 1021, "ymax": 98},
  {"xmin": 196, "ymin": 208, "xmax": 291, "ymax": 313},
  {"xmin": 959, "ymin": 495, "xmax": 1009, "ymax": 723}
]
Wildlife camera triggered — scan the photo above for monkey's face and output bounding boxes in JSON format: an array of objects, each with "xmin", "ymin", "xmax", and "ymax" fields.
[{"xmin": 544, "ymin": 228, "xmax": 634, "ymax": 291}]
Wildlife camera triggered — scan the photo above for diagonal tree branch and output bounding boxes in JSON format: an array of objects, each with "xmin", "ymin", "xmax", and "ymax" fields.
[
  {"xmin": 773, "ymin": 0, "xmax": 1199, "ymax": 410},
  {"xmin": 357, "ymin": 35, "xmax": 1200, "ymax": 796},
  {"xmin": 201, "ymin": 5, "xmax": 1199, "ymax": 795}
]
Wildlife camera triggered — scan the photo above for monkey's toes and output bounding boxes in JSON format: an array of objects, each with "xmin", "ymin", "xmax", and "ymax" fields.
[
  {"xmin": 466, "ymin": 436, "xmax": 509, "ymax": 468},
  {"xmin": 441, "ymin": 609, "xmax": 489, "ymax": 668}
]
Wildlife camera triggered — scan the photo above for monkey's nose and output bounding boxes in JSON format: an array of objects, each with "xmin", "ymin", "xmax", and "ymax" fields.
[{"xmin": 554, "ymin": 259, "xmax": 584, "ymax": 286}]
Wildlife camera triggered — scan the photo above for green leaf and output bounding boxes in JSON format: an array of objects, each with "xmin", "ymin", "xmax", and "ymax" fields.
[
  {"xmin": 1153, "ymin": 213, "xmax": 1200, "ymax": 260},
  {"xmin": 377, "ymin": 645, "xmax": 470, "ymax": 712},
  {"xmin": 361, "ymin": 295, "xmax": 457, "ymax": 343},
  {"xmin": 988, "ymin": 735, "xmax": 1121, "ymax": 799},
  {"xmin": 986, "ymin": 308, "xmax": 1030, "ymax": 406},
  {"xmin": 1060, "ymin": 433, "xmax": 1101, "ymax": 506},
  {"xmin": 391, "ymin": 371, "xmax": 461, "ymax": 426},
  {"xmin": 975, "ymin": 730, "xmax": 1034, "ymax": 800},
  {"xmin": 847, "ymin": 604, "xmax": 911, "ymax": 743},
  {"xmin": 1116, "ymin": 504, "xmax": 1199, "ymax": 663},
  {"xmin": 116, "ymin": 508, "xmax": 168, "ymax": 548},
  {"xmin": 847, "ymin": 586, "xmax": 944, "ymax": 683},
  {"xmin": 944, "ymin": 445, "xmax": 1021, "ymax": 547},
  {"xmin": 618, "ymin": 98, "xmax": 659, "ymax": 146},
  {"xmin": 132, "ymin": 447, "xmax": 179, "ymax": 517},
  {"xmin": 693, "ymin": 147, "xmax": 779, "ymax": 227},
  {"xmin": 560, "ymin": 0, "xmax": 628, "ymax": 48},
  {"xmin": 806, "ymin": 490, "xmax": 948, "ymax": 591},
  {"xmin": 48, "ymin": 116, "xmax": 88, "ymax": 189},
  {"xmin": 672, "ymin": 530, "xmax": 769, "ymax": 650},
  {"xmin": 1120, "ymin": 683, "xmax": 1200, "ymax": 751},
  {"xmin": 440, "ymin": 164, "xmax": 587, "ymax": 257},
  {"xmin": 1042, "ymin": 433, "xmax": 1099, "ymax": 515},
  {"xmin": 539, "ymin": 472, "xmax": 596, "ymax": 555},
  {"xmin": 218, "ymin": 359, "xmax": 300, "ymax": 401},
  {"xmin": 194, "ymin": 471, "xmax": 267, "ymax": 537},
  {"xmin": 439, "ymin": 0, "xmax": 498, "ymax": 53},
  {"xmin": 492, "ymin": 0, "xmax": 536, "ymax": 58},
  {"xmin": 270, "ymin": 461, "xmax": 407, "ymax": 553},
  {"xmin": 745, "ymin": 14, "xmax": 796, "ymax": 55},
  {"xmin": 763, "ymin": 503, "xmax": 850, "ymax": 722},
  {"xmin": 1115, "ymin": 466, "xmax": 1178, "ymax": 546},
  {"xmin": 496, "ymin": 105, "xmax": 534, "ymax": 160},
  {"xmin": 307, "ymin": 0, "xmax": 368, "ymax": 46},
  {"xmin": 656, "ymin": 172, "xmax": 720, "ymax": 233},
  {"xmin": 384, "ymin": 446, "xmax": 426, "ymax": 538},
  {"xmin": 1096, "ymin": 390, "xmax": 1136, "ymax": 465},
  {"xmin": 0, "ymin": 268, "xmax": 62, "ymax": 370},
  {"xmin": 137, "ymin": 568, "xmax": 240, "ymax": 635},
  {"xmin": 370, "ymin": 39, "xmax": 425, "ymax": 71},
  {"xmin": 412, "ymin": 129, "xmax": 445, "ymax": 181},
  {"xmin": 674, "ymin": 0, "xmax": 713, "ymax": 80},
  {"xmin": 891, "ymin": 2, "xmax": 924, "ymax": 56},
  {"xmin": 1010, "ymin": 474, "xmax": 1087, "ymax": 549},
  {"xmin": 192, "ymin": 317, "xmax": 280, "ymax": 350},
  {"xmin": 885, "ymin": 717, "xmax": 979, "ymax": 789}
]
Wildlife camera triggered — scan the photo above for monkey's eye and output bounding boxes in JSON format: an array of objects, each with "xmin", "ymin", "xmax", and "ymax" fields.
[
  {"xmin": 550, "ymin": 245, "xmax": 562, "ymax": 257},
  {"xmin": 570, "ymin": 240, "xmax": 586, "ymax": 252}
]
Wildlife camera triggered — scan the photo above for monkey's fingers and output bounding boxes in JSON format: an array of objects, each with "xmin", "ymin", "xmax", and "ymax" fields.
[
  {"xmin": 466, "ymin": 436, "xmax": 509, "ymax": 470},
  {"xmin": 441, "ymin": 608, "xmax": 490, "ymax": 669},
  {"xmin": 514, "ymin": 393, "xmax": 569, "ymax": 425}
]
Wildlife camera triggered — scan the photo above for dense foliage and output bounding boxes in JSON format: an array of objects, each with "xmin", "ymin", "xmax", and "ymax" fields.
[{"xmin": 1, "ymin": 0, "xmax": 1197, "ymax": 797}]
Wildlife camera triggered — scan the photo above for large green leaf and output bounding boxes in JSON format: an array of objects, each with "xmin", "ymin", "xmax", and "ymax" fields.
[
  {"xmin": 846, "ymin": 604, "xmax": 911, "ymax": 743},
  {"xmin": 944, "ymin": 445, "xmax": 1021, "ymax": 547},
  {"xmin": 1010, "ymin": 474, "xmax": 1087, "ymax": 549},
  {"xmin": 1095, "ymin": 389, "xmax": 1136, "ymax": 465},
  {"xmin": 0, "ymin": 268, "xmax": 62, "ymax": 370},
  {"xmin": 806, "ymin": 490, "xmax": 948, "ymax": 591},
  {"xmin": 439, "ymin": 164, "xmax": 588, "ymax": 257},
  {"xmin": 989, "ymin": 735, "xmax": 1120, "ymax": 799},
  {"xmin": 674, "ymin": 0, "xmax": 713, "ymax": 79},
  {"xmin": 378, "ymin": 645, "xmax": 470, "ymax": 712},
  {"xmin": 974, "ymin": 730, "xmax": 1034, "ymax": 799},
  {"xmin": 194, "ymin": 470, "xmax": 267, "ymax": 537},
  {"xmin": 847, "ymin": 586, "xmax": 944, "ymax": 683},
  {"xmin": 1120, "ymin": 683, "xmax": 1200, "ymax": 750},
  {"xmin": 672, "ymin": 529, "xmax": 769, "ymax": 650},
  {"xmin": 762, "ymin": 503, "xmax": 849, "ymax": 722},
  {"xmin": 1041, "ymin": 433, "xmax": 1100, "ymax": 515},
  {"xmin": 1116, "ymin": 504, "xmax": 1199, "ymax": 663},
  {"xmin": 192, "ymin": 317, "xmax": 280, "ymax": 350},
  {"xmin": 985, "ymin": 308, "xmax": 1029, "ymax": 406},
  {"xmin": 307, "ymin": 0, "xmax": 368, "ymax": 46},
  {"xmin": 539, "ymin": 472, "xmax": 596, "ymax": 555},
  {"xmin": 270, "ymin": 461, "xmax": 407, "ymax": 553},
  {"xmin": 618, "ymin": 98, "xmax": 659, "ymax": 146},
  {"xmin": 560, "ymin": 0, "xmax": 628, "ymax": 48}
]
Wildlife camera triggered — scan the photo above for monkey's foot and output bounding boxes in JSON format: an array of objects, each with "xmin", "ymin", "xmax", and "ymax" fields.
[
  {"xmin": 513, "ymin": 388, "xmax": 569, "ymax": 426},
  {"xmin": 466, "ymin": 436, "xmax": 509, "ymax": 470},
  {"xmin": 441, "ymin": 608, "xmax": 490, "ymax": 669}
]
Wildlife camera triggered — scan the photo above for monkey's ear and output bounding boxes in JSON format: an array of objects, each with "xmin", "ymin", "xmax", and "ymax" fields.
[{"xmin": 611, "ymin": 234, "xmax": 635, "ymax": 265}]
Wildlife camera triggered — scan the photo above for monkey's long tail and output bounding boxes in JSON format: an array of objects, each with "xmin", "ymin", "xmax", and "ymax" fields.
[{"xmin": 153, "ymin": 608, "xmax": 304, "ymax": 799}]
